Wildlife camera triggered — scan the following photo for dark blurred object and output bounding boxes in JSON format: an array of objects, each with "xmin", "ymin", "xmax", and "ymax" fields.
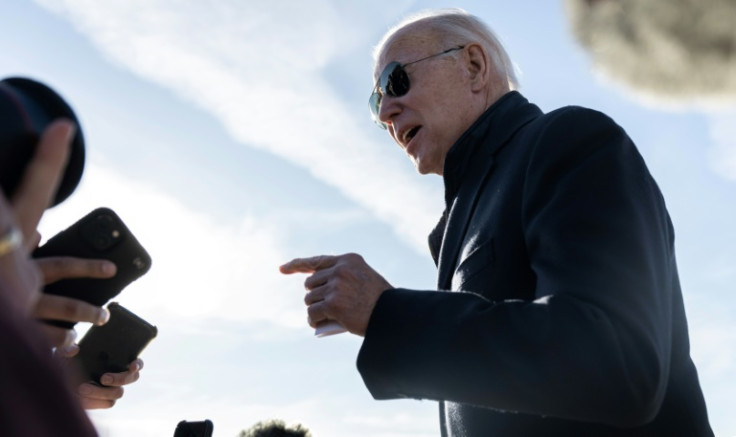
[
  {"xmin": 174, "ymin": 420, "xmax": 214, "ymax": 437},
  {"xmin": 74, "ymin": 302, "xmax": 157, "ymax": 384},
  {"xmin": 565, "ymin": 0, "xmax": 736, "ymax": 105},
  {"xmin": 0, "ymin": 76, "xmax": 85, "ymax": 205},
  {"xmin": 239, "ymin": 419, "xmax": 312, "ymax": 437}
]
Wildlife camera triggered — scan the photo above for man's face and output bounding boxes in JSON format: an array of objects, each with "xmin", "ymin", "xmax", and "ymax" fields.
[{"xmin": 374, "ymin": 27, "xmax": 478, "ymax": 176}]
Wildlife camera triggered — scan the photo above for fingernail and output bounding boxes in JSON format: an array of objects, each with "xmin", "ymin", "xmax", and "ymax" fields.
[
  {"xmin": 97, "ymin": 308, "xmax": 110, "ymax": 325},
  {"xmin": 63, "ymin": 330, "xmax": 77, "ymax": 347},
  {"xmin": 101, "ymin": 375, "xmax": 113, "ymax": 385},
  {"xmin": 101, "ymin": 261, "xmax": 117, "ymax": 276}
]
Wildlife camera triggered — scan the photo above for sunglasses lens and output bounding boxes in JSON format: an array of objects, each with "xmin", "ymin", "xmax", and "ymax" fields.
[
  {"xmin": 368, "ymin": 62, "xmax": 409, "ymax": 129},
  {"xmin": 383, "ymin": 64, "xmax": 409, "ymax": 97},
  {"xmin": 369, "ymin": 92, "xmax": 386, "ymax": 129}
]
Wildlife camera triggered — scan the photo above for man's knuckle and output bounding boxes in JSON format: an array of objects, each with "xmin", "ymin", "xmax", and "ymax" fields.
[
  {"xmin": 323, "ymin": 295, "xmax": 340, "ymax": 312},
  {"xmin": 306, "ymin": 305, "xmax": 318, "ymax": 319},
  {"xmin": 333, "ymin": 264, "xmax": 348, "ymax": 276},
  {"xmin": 344, "ymin": 252, "xmax": 363, "ymax": 262}
]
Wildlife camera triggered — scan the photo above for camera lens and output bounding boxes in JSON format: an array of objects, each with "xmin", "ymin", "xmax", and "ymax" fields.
[{"xmin": 0, "ymin": 77, "xmax": 85, "ymax": 206}]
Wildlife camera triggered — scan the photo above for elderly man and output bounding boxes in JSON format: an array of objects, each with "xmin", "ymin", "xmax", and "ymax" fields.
[{"xmin": 281, "ymin": 8, "xmax": 713, "ymax": 436}]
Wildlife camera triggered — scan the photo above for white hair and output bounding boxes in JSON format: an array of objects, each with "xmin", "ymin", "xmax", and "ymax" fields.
[{"xmin": 373, "ymin": 8, "xmax": 520, "ymax": 90}]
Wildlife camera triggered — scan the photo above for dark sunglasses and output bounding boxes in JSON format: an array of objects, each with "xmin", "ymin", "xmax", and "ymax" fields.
[{"xmin": 369, "ymin": 45, "xmax": 465, "ymax": 129}]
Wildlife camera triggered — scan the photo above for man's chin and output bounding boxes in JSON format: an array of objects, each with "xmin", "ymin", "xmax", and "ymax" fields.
[
  {"xmin": 413, "ymin": 161, "xmax": 430, "ymax": 175},
  {"xmin": 412, "ymin": 159, "xmax": 439, "ymax": 176}
]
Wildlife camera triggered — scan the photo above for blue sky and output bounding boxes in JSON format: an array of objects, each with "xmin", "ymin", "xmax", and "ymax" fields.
[{"xmin": 2, "ymin": 1, "xmax": 735, "ymax": 436}]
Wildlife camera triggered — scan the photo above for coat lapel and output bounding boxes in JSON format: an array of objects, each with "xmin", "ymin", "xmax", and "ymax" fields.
[
  {"xmin": 436, "ymin": 152, "xmax": 496, "ymax": 290},
  {"xmin": 435, "ymin": 93, "xmax": 541, "ymax": 290}
]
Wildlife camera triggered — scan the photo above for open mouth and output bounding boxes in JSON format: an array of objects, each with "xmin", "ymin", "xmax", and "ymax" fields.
[{"xmin": 403, "ymin": 126, "xmax": 421, "ymax": 144}]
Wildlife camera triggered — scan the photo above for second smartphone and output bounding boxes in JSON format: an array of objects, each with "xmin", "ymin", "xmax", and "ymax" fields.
[{"xmin": 73, "ymin": 302, "xmax": 158, "ymax": 384}]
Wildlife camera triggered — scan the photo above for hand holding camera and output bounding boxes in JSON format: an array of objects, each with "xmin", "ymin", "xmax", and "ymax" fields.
[{"xmin": 0, "ymin": 77, "xmax": 85, "ymax": 209}]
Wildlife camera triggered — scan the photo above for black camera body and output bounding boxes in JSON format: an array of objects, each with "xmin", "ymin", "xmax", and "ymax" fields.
[{"xmin": 0, "ymin": 77, "xmax": 85, "ymax": 206}]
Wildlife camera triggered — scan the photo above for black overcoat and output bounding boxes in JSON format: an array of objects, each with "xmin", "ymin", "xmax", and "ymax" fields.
[{"xmin": 358, "ymin": 92, "xmax": 713, "ymax": 437}]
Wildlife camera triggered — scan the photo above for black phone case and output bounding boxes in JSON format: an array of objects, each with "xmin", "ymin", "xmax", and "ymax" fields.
[
  {"xmin": 73, "ymin": 302, "xmax": 157, "ymax": 384},
  {"xmin": 33, "ymin": 207, "xmax": 151, "ymax": 328},
  {"xmin": 174, "ymin": 420, "xmax": 214, "ymax": 437}
]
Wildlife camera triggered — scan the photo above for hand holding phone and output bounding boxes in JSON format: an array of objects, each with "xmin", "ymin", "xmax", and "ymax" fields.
[
  {"xmin": 73, "ymin": 302, "xmax": 157, "ymax": 385},
  {"xmin": 33, "ymin": 207, "xmax": 151, "ymax": 328}
]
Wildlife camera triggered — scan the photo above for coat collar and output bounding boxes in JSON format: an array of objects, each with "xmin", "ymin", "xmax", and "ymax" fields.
[
  {"xmin": 434, "ymin": 91, "xmax": 541, "ymax": 289},
  {"xmin": 442, "ymin": 91, "xmax": 536, "ymax": 204}
]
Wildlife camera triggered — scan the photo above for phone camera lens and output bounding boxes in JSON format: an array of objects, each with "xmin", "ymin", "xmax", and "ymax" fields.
[
  {"xmin": 91, "ymin": 235, "xmax": 111, "ymax": 251},
  {"xmin": 81, "ymin": 212, "xmax": 122, "ymax": 251}
]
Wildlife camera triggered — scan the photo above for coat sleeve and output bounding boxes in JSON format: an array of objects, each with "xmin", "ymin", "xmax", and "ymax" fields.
[{"xmin": 357, "ymin": 107, "xmax": 676, "ymax": 427}]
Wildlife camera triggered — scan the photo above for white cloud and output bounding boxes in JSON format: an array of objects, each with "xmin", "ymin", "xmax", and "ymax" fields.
[
  {"xmin": 34, "ymin": 0, "xmax": 443, "ymax": 253},
  {"xmin": 39, "ymin": 162, "xmax": 304, "ymax": 328}
]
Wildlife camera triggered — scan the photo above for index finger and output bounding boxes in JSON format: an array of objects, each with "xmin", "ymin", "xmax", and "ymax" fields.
[
  {"xmin": 279, "ymin": 255, "xmax": 337, "ymax": 274},
  {"xmin": 35, "ymin": 256, "xmax": 117, "ymax": 285},
  {"xmin": 33, "ymin": 293, "xmax": 110, "ymax": 326},
  {"xmin": 11, "ymin": 120, "xmax": 74, "ymax": 245}
]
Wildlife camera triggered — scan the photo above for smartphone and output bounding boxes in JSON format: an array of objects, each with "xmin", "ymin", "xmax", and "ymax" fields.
[
  {"xmin": 73, "ymin": 302, "xmax": 157, "ymax": 384},
  {"xmin": 174, "ymin": 420, "xmax": 214, "ymax": 437},
  {"xmin": 33, "ymin": 207, "xmax": 152, "ymax": 328}
]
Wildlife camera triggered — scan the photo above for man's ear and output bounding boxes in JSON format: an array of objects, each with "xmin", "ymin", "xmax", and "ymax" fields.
[{"xmin": 465, "ymin": 43, "xmax": 490, "ymax": 92}]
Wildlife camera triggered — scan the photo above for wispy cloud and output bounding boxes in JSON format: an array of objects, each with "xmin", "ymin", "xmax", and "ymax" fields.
[
  {"xmin": 40, "ymin": 163, "xmax": 304, "ymax": 328},
  {"xmin": 35, "ymin": 0, "xmax": 443, "ymax": 253}
]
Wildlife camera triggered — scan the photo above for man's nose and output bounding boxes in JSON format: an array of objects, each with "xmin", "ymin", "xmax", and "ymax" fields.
[{"xmin": 377, "ymin": 95, "xmax": 401, "ymax": 128}]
